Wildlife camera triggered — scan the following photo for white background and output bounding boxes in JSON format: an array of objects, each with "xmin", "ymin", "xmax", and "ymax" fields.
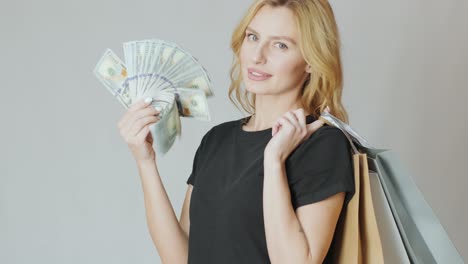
[{"xmin": 1, "ymin": 0, "xmax": 466, "ymax": 262}]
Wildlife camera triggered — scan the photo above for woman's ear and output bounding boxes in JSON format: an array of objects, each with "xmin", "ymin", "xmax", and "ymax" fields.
[{"xmin": 305, "ymin": 64, "xmax": 312, "ymax": 73}]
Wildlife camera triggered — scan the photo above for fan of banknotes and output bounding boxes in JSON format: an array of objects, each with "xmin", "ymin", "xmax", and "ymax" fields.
[{"xmin": 93, "ymin": 39, "xmax": 214, "ymax": 155}]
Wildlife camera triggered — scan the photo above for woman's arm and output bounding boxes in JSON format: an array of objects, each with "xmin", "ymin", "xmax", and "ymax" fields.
[
  {"xmin": 137, "ymin": 159, "xmax": 189, "ymax": 264},
  {"xmin": 262, "ymin": 156, "xmax": 344, "ymax": 264},
  {"xmin": 262, "ymin": 109, "xmax": 345, "ymax": 263},
  {"xmin": 262, "ymin": 156, "xmax": 310, "ymax": 263},
  {"xmin": 118, "ymin": 98, "xmax": 190, "ymax": 263}
]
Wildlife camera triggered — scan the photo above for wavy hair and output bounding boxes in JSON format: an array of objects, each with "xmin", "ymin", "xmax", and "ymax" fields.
[{"xmin": 228, "ymin": 0, "xmax": 349, "ymax": 124}]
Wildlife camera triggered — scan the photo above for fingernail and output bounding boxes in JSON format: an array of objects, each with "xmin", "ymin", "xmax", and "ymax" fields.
[{"xmin": 144, "ymin": 97, "xmax": 153, "ymax": 104}]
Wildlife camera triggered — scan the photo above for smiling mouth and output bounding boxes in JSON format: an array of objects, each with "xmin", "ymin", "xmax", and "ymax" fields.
[{"xmin": 247, "ymin": 69, "xmax": 272, "ymax": 81}]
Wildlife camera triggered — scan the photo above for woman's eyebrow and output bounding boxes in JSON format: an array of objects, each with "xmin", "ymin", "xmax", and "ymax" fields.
[{"xmin": 246, "ymin": 26, "xmax": 297, "ymax": 45}]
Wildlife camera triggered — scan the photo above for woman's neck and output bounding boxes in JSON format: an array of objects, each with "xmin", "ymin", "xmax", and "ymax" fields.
[{"xmin": 243, "ymin": 99, "xmax": 309, "ymax": 132}]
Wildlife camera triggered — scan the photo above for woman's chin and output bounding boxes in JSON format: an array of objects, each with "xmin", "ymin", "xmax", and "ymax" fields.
[{"xmin": 245, "ymin": 85, "xmax": 272, "ymax": 95}]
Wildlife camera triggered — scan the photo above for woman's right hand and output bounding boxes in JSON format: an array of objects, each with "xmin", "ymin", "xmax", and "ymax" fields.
[{"xmin": 117, "ymin": 97, "xmax": 161, "ymax": 162}]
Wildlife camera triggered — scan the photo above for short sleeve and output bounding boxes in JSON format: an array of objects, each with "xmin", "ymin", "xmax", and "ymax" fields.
[
  {"xmin": 186, "ymin": 129, "xmax": 211, "ymax": 186},
  {"xmin": 287, "ymin": 126, "xmax": 355, "ymax": 210}
]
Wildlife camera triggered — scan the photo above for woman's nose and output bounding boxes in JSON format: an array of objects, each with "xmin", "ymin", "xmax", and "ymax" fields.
[{"xmin": 252, "ymin": 45, "xmax": 266, "ymax": 64}]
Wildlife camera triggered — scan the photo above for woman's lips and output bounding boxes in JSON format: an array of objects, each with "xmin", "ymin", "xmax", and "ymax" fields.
[{"xmin": 247, "ymin": 68, "xmax": 272, "ymax": 81}]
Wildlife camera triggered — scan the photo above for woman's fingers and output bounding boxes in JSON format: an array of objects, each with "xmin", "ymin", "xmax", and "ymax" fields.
[
  {"xmin": 128, "ymin": 107, "xmax": 159, "ymax": 127},
  {"xmin": 119, "ymin": 107, "xmax": 159, "ymax": 137},
  {"xmin": 275, "ymin": 116, "xmax": 293, "ymax": 133},
  {"xmin": 118, "ymin": 99, "xmax": 149, "ymax": 128},
  {"xmin": 292, "ymin": 109, "xmax": 306, "ymax": 130},
  {"xmin": 272, "ymin": 123, "xmax": 280, "ymax": 136},
  {"xmin": 134, "ymin": 124, "xmax": 152, "ymax": 145},
  {"xmin": 305, "ymin": 119, "xmax": 325, "ymax": 139},
  {"xmin": 272, "ymin": 109, "xmax": 308, "ymax": 136},
  {"xmin": 129, "ymin": 115, "xmax": 160, "ymax": 138},
  {"xmin": 129, "ymin": 97, "xmax": 153, "ymax": 112},
  {"xmin": 271, "ymin": 108, "xmax": 325, "ymax": 140},
  {"xmin": 117, "ymin": 97, "xmax": 164, "ymax": 145},
  {"xmin": 125, "ymin": 107, "xmax": 159, "ymax": 135},
  {"xmin": 283, "ymin": 110, "xmax": 304, "ymax": 133},
  {"xmin": 118, "ymin": 98, "xmax": 153, "ymax": 129}
]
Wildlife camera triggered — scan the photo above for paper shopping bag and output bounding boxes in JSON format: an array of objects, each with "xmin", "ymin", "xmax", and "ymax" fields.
[
  {"xmin": 366, "ymin": 149, "xmax": 464, "ymax": 264},
  {"xmin": 326, "ymin": 129, "xmax": 385, "ymax": 263},
  {"xmin": 320, "ymin": 111, "xmax": 464, "ymax": 264},
  {"xmin": 368, "ymin": 170, "xmax": 410, "ymax": 263}
]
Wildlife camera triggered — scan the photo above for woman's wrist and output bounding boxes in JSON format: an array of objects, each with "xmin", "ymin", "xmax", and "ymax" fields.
[
  {"xmin": 264, "ymin": 155, "xmax": 285, "ymax": 172},
  {"xmin": 264, "ymin": 150, "xmax": 286, "ymax": 164},
  {"xmin": 135, "ymin": 157, "xmax": 157, "ymax": 169}
]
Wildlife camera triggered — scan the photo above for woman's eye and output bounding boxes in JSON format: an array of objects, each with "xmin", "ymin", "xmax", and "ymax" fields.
[
  {"xmin": 247, "ymin": 33, "xmax": 257, "ymax": 41},
  {"xmin": 245, "ymin": 33, "xmax": 287, "ymax": 50},
  {"xmin": 275, "ymin": 42, "xmax": 288, "ymax": 50}
]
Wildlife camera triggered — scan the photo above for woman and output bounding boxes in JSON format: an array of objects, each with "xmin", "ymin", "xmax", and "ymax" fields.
[{"xmin": 117, "ymin": 0, "xmax": 355, "ymax": 263}]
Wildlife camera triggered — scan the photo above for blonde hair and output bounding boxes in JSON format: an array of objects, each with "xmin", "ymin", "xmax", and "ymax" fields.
[{"xmin": 228, "ymin": 0, "xmax": 349, "ymax": 124}]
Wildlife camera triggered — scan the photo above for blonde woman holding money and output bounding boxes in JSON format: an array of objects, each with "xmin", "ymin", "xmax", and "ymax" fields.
[{"xmin": 118, "ymin": 0, "xmax": 354, "ymax": 263}]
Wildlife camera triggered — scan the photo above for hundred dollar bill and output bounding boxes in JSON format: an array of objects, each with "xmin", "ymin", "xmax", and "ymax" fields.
[
  {"xmin": 173, "ymin": 87, "xmax": 211, "ymax": 121},
  {"xmin": 149, "ymin": 43, "xmax": 214, "ymax": 97},
  {"xmin": 149, "ymin": 92, "xmax": 181, "ymax": 154},
  {"xmin": 93, "ymin": 49, "xmax": 132, "ymax": 108}
]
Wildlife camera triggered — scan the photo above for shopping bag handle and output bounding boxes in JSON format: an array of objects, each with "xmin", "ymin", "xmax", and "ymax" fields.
[{"xmin": 318, "ymin": 110, "xmax": 374, "ymax": 154}]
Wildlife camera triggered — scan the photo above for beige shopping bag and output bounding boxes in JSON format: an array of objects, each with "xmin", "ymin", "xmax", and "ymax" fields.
[
  {"xmin": 332, "ymin": 152, "xmax": 385, "ymax": 263},
  {"xmin": 321, "ymin": 110, "xmax": 463, "ymax": 264},
  {"xmin": 319, "ymin": 116, "xmax": 385, "ymax": 263}
]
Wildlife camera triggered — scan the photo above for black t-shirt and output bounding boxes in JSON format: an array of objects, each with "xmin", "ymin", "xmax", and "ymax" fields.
[{"xmin": 186, "ymin": 114, "xmax": 355, "ymax": 264}]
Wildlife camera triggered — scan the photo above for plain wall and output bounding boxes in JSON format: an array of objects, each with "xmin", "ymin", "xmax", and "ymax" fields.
[{"xmin": 1, "ymin": 0, "xmax": 466, "ymax": 263}]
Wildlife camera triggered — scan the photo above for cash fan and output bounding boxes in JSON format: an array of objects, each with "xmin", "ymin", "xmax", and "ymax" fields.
[{"xmin": 93, "ymin": 38, "xmax": 214, "ymax": 155}]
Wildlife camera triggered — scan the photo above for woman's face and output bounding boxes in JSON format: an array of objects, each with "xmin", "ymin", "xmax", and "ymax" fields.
[{"xmin": 240, "ymin": 5, "xmax": 310, "ymax": 96}]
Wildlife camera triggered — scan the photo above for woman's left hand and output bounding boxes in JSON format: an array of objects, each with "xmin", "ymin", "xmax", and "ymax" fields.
[{"xmin": 264, "ymin": 108, "xmax": 326, "ymax": 162}]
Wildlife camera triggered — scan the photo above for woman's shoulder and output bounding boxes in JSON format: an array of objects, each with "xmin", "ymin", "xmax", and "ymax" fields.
[
  {"xmin": 206, "ymin": 117, "xmax": 244, "ymax": 135},
  {"xmin": 309, "ymin": 125, "xmax": 347, "ymax": 142},
  {"xmin": 199, "ymin": 117, "xmax": 244, "ymax": 142},
  {"xmin": 289, "ymin": 125, "xmax": 351, "ymax": 160}
]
